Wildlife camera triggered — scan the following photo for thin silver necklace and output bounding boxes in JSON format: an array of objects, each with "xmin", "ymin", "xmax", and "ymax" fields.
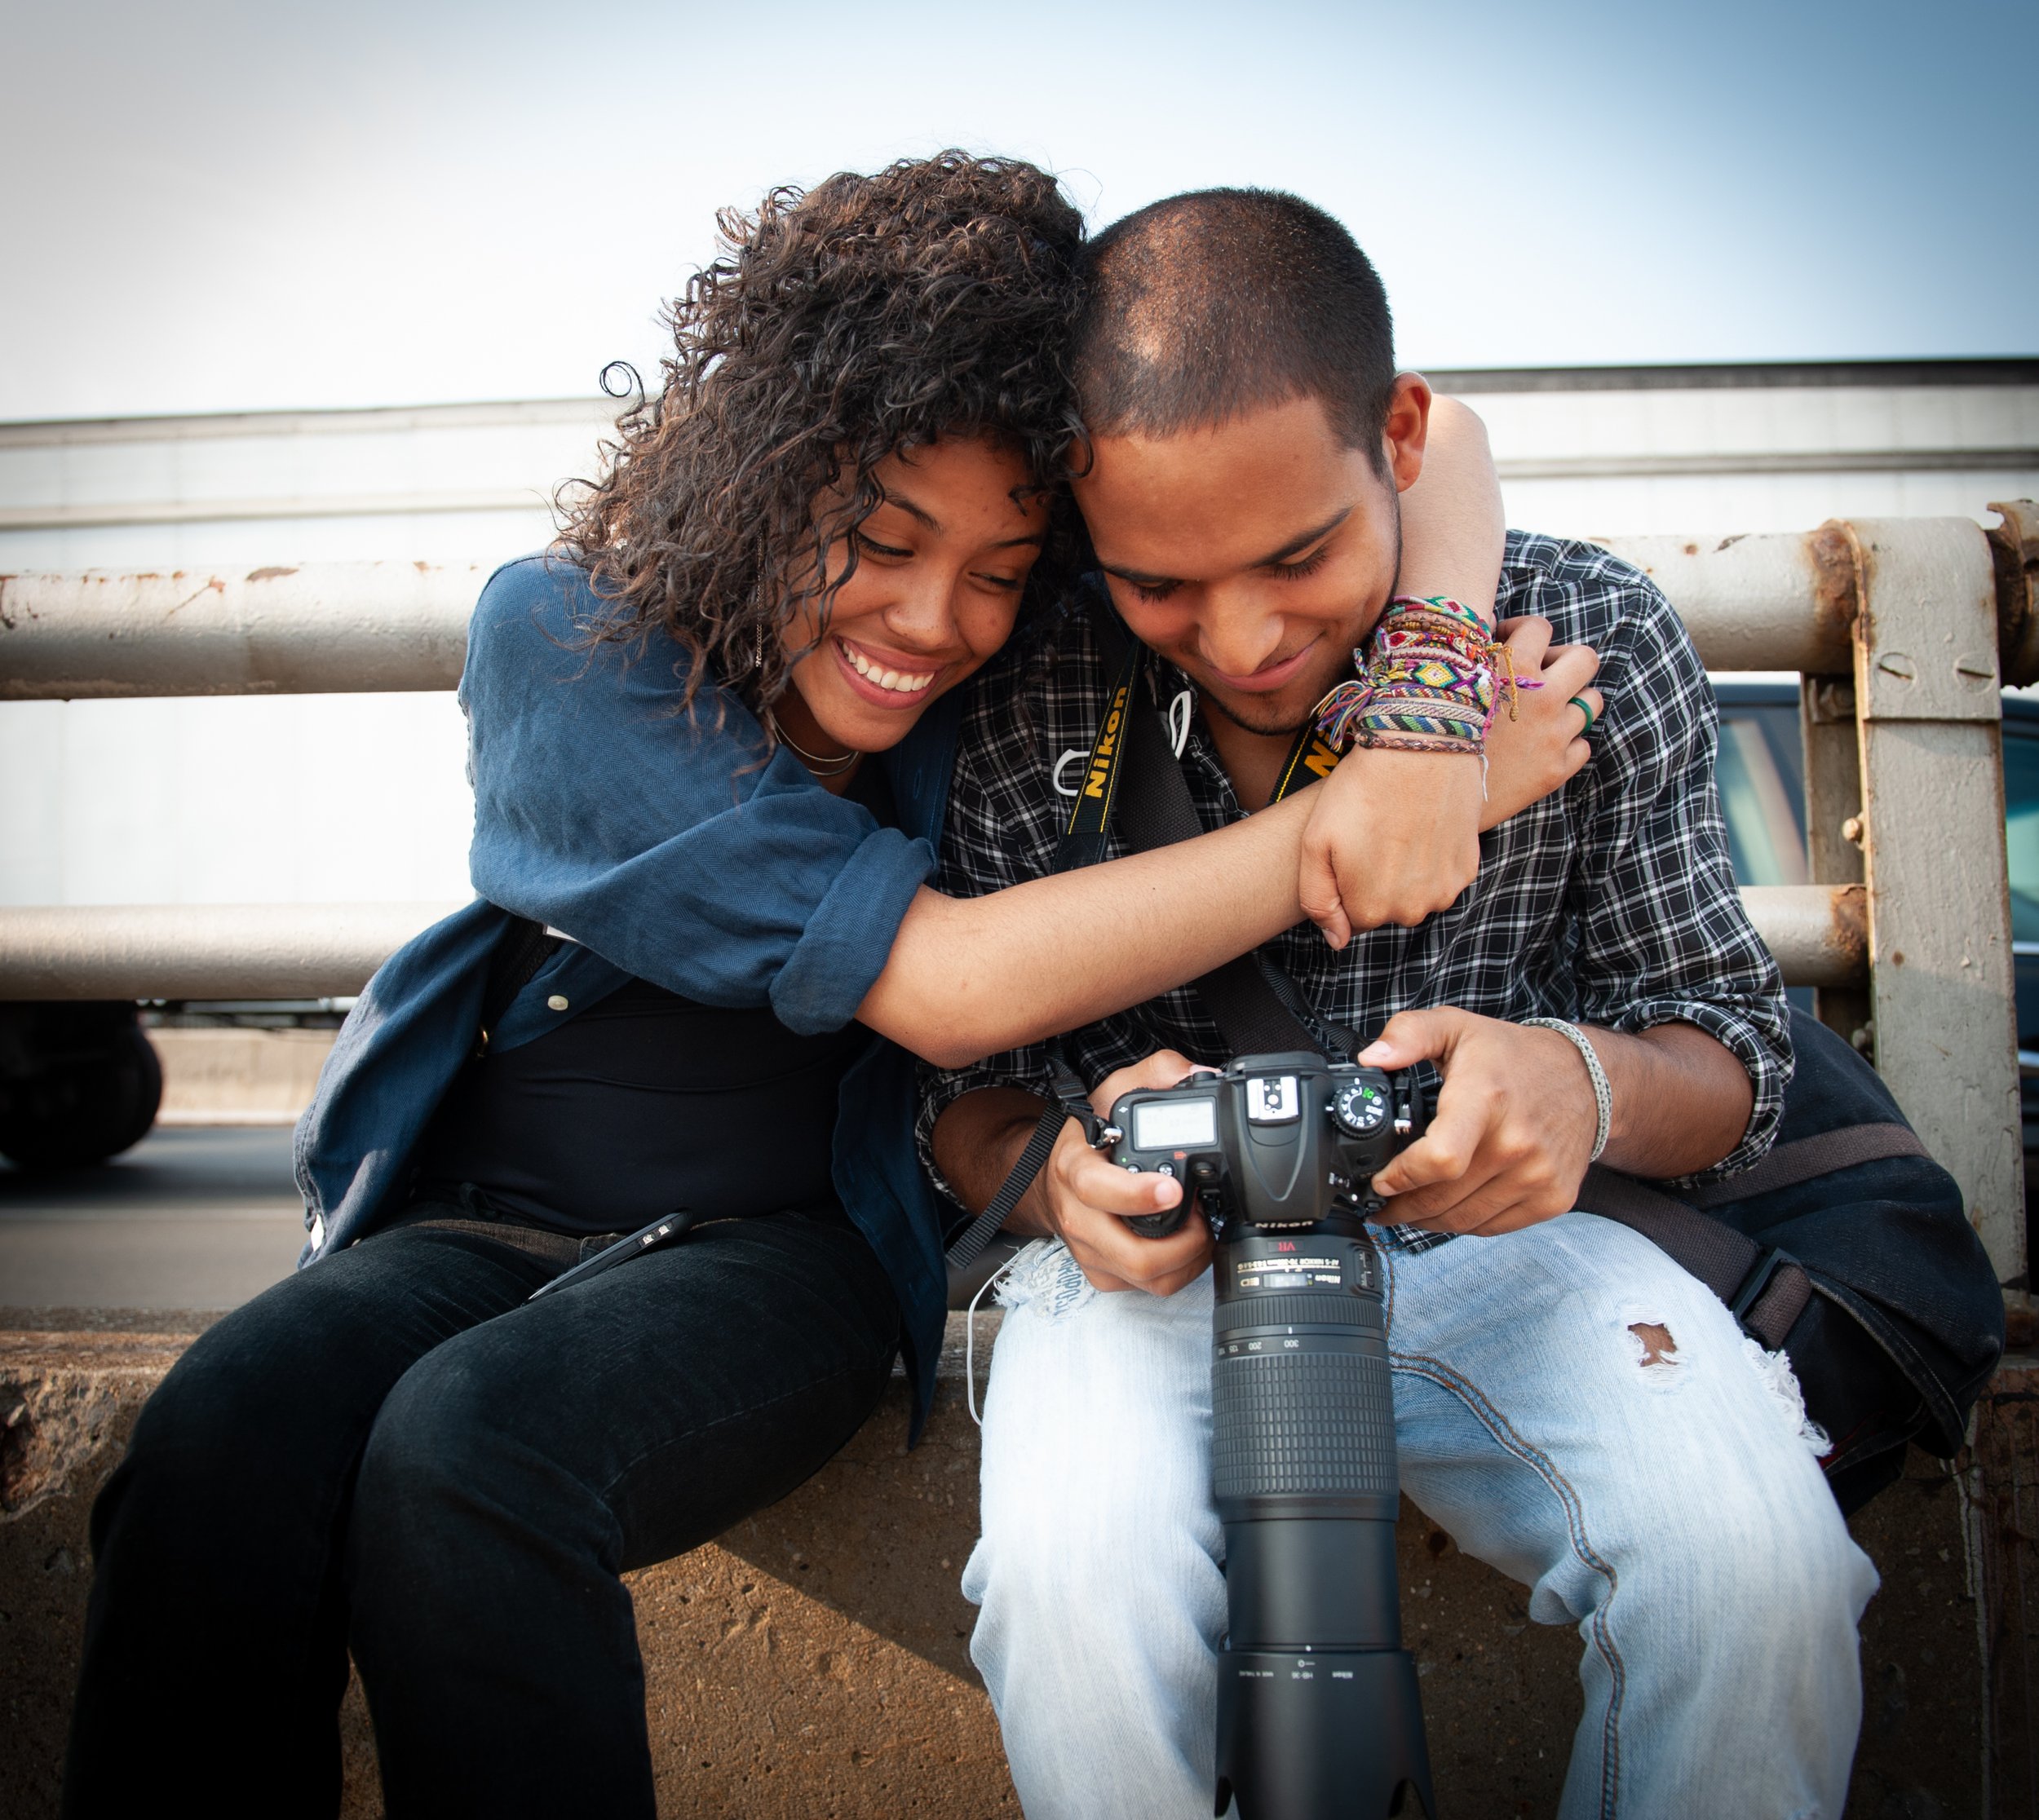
[{"xmin": 767, "ymin": 709, "xmax": 859, "ymax": 777}]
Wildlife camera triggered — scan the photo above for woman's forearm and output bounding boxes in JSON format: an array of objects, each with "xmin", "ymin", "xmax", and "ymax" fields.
[
  {"xmin": 1395, "ymin": 395, "xmax": 1503, "ymax": 624},
  {"xmin": 857, "ymin": 397, "xmax": 1506, "ymax": 1068},
  {"xmin": 856, "ymin": 793, "xmax": 1316, "ymax": 1067}
]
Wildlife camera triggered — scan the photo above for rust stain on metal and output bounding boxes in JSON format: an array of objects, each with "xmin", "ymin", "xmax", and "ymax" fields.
[
  {"xmin": 1714, "ymin": 534, "xmax": 1746, "ymax": 553},
  {"xmin": 0, "ymin": 574, "xmax": 12, "ymax": 632},
  {"xmin": 1807, "ymin": 522, "xmax": 1860, "ymax": 645},
  {"xmin": 1987, "ymin": 498, "xmax": 2039, "ymax": 687},
  {"xmin": 1829, "ymin": 883, "xmax": 1869, "ymax": 968},
  {"xmin": 165, "ymin": 577, "xmax": 227, "ymax": 619},
  {"xmin": 245, "ymin": 566, "xmax": 298, "ymax": 582}
]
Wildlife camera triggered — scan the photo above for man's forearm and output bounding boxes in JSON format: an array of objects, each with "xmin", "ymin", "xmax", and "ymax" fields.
[
  {"xmin": 1590, "ymin": 1021, "xmax": 1756, "ymax": 1178},
  {"xmin": 931, "ymin": 1087, "xmax": 1059, "ymax": 1235}
]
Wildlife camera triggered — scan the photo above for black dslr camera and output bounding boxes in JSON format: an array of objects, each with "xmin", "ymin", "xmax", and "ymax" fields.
[
  {"xmin": 1107, "ymin": 1052, "xmax": 1438, "ymax": 1820},
  {"xmin": 1108, "ymin": 1052, "xmax": 1422, "ymax": 1237}
]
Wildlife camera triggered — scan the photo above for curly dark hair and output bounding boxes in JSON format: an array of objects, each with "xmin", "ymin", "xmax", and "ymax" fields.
[{"xmin": 557, "ymin": 152, "xmax": 1090, "ymax": 715}]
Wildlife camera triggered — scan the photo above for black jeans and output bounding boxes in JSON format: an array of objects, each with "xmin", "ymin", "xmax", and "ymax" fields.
[{"xmin": 62, "ymin": 1203, "xmax": 899, "ymax": 1819}]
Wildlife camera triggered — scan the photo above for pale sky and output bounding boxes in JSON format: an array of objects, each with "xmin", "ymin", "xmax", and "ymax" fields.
[{"xmin": 3, "ymin": 0, "xmax": 2032, "ymax": 424}]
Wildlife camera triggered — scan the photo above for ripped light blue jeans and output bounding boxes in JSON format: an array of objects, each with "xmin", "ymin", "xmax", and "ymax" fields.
[{"xmin": 964, "ymin": 1213, "xmax": 1878, "ymax": 1820}]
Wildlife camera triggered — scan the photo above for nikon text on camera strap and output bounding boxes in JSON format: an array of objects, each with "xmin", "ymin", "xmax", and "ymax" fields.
[
  {"xmin": 1055, "ymin": 621, "xmax": 1345, "ymax": 872},
  {"xmin": 946, "ymin": 609, "xmax": 1354, "ymax": 1273},
  {"xmin": 1073, "ymin": 610, "xmax": 1356, "ymax": 1061},
  {"xmin": 1054, "ymin": 629, "xmax": 1149, "ymax": 872}
]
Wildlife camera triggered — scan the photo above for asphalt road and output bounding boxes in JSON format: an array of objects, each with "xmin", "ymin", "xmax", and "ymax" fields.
[{"xmin": 0, "ymin": 1125, "xmax": 303, "ymax": 1312}]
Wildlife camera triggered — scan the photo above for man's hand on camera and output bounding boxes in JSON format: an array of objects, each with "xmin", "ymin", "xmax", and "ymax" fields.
[
  {"xmin": 1356, "ymin": 1009, "xmax": 1600, "ymax": 1235},
  {"xmin": 929, "ymin": 1055, "xmax": 1218, "ymax": 1297},
  {"xmin": 1035, "ymin": 1051, "xmax": 1215, "ymax": 1294}
]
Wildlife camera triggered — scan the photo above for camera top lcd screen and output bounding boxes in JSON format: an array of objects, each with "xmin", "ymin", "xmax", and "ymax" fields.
[{"xmin": 1134, "ymin": 1098, "xmax": 1218, "ymax": 1151}]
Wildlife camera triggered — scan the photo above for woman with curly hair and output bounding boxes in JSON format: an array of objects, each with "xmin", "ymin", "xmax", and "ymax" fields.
[{"xmin": 64, "ymin": 152, "xmax": 1555, "ymax": 1818}]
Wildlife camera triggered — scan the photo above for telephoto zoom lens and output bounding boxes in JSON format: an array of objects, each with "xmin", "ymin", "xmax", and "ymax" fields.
[{"xmin": 1211, "ymin": 1218, "xmax": 1435, "ymax": 1819}]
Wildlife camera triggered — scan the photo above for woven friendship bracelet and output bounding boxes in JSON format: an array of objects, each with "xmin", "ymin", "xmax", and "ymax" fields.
[
  {"xmin": 1311, "ymin": 594, "xmax": 1542, "ymax": 758},
  {"xmin": 1366, "ymin": 595, "xmax": 1493, "ymax": 751},
  {"xmin": 1520, "ymin": 1017, "xmax": 1613, "ymax": 1163}
]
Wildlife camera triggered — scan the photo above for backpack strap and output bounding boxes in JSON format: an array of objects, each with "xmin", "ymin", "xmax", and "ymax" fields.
[
  {"xmin": 1577, "ymin": 1122, "xmax": 1931, "ymax": 1350},
  {"xmin": 1679, "ymin": 1122, "xmax": 1926, "ymax": 1208},
  {"xmin": 1575, "ymin": 1165, "xmax": 1815, "ymax": 1350}
]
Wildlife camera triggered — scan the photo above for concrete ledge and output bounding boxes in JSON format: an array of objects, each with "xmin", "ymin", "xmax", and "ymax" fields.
[
  {"xmin": 149, "ymin": 1026, "xmax": 334, "ymax": 1124},
  {"xmin": 0, "ymin": 1316, "xmax": 1991, "ymax": 1818}
]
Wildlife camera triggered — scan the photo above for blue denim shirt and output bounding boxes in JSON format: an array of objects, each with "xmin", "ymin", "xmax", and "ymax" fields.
[{"xmin": 294, "ymin": 554, "xmax": 963, "ymax": 1437}]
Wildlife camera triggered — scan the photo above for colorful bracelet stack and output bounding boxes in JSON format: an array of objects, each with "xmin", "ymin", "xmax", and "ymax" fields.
[{"xmin": 1311, "ymin": 594, "xmax": 1538, "ymax": 758}]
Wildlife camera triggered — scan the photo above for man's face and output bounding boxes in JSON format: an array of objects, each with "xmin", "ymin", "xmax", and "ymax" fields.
[{"xmin": 1073, "ymin": 385, "xmax": 1426, "ymax": 737}]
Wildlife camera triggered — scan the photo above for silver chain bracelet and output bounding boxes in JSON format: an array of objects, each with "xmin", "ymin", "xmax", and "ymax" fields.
[{"xmin": 1520, "ymin": 1017, "xmax": 1612, "ymax": 1163}]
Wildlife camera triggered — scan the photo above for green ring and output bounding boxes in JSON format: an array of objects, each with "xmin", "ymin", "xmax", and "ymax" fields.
[{"xmin": 1569, "ymin": 695, "xmax": 1599, "ymax": 734}]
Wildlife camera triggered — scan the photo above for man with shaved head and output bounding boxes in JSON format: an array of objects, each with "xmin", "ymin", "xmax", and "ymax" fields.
[{"xmin": 922, "ymin": 190, "xmax": 1872, "ymax": 1818}]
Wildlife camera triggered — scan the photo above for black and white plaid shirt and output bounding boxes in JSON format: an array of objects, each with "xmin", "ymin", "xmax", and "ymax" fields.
[{"xmin": 916, "ymin": 530, "xmax": 1794, "ymax": 1221}]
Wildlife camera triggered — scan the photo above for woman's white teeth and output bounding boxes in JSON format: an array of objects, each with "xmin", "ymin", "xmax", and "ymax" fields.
[{"xmin": 841, "ymin": 641, "xmax": 932, "ymax": 693}]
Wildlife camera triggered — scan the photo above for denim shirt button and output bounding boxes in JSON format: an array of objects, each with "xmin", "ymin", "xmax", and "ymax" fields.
[{"xmin": 546, "ymin": 995, "xmax": 569, "ymax": 1011}]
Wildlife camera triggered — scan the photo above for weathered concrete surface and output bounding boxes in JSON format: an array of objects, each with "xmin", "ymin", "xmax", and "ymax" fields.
[{"xmin": 0, "ymin": 1314, "xmax": 1990, "ymax": 1818}]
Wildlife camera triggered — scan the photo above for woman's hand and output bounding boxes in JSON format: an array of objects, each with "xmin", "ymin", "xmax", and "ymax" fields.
[
  {"xmin": 1293, "ymin": 394, "xmax": 1506, "ymax": 947},
  {"xmin": 1482, "ymin": 616, "xmax": 1600, "ymax": 828},
  {"xmin": 1298, "ymin": 745, "xmax": 1485, "ymax": 947}
]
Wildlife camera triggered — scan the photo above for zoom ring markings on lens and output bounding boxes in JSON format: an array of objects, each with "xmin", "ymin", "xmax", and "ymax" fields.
[{"xmin": 1212, "ymin": 1352, "xmax": 1398, "ymax": 1500}]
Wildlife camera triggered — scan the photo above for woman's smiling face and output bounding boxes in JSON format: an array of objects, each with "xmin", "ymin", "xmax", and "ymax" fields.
[{"xmin": 776, "ymin": 436, "xmax": 1047, "ymax": 759}]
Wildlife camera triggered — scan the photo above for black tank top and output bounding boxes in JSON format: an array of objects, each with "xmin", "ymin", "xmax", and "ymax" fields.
[{"xmin": 409, "ymin": 978, "xmax": 866, "ymax": 1234}]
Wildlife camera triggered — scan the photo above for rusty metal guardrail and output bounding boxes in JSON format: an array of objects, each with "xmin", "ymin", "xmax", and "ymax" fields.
[
  {"xmin": 0, "ymin": 886, "xmax": 1856, "ymax": 1005},
  {"xmin": 2, "ymin": 506, "xmax": 2033, "ymax": 1283},
  {"xmin": 0, "ymin": 526, "xmax": 1953, "ymax": 698},
  {"xmin": 0, "ymin": 526, "xmax": 1919, "ymax": 699}
]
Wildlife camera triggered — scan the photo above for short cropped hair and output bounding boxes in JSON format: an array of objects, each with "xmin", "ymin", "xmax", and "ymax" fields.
[{"xmin": 1073, "ymin": 188, "xmax": 1398, "ymax": 473}]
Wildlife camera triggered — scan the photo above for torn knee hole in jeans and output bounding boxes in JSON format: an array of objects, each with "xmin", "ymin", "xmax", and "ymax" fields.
[
  {"xmin": 1627, "ymin": 1320, "xmax": 1680, "ymax": 1368},
  {"xmin": 1618, "ymin": 1305, "xmax": 1833, "ymax": 1455},
  {"xmin": 993, "ymin": 1239, "xmax": 1096, "ymax": 1321}
]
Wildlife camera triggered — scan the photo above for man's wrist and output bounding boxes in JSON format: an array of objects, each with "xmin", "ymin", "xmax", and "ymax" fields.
[{"xmin": 1520, "ymin": 1018, "xmax": 1612, "ymax": 1161}]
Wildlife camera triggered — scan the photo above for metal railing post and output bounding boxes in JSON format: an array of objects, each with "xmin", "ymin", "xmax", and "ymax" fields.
[
  {"xmin": 1800, "ymin": 672, "xmax": 1873, "ymax": 1045},
  {"xmin": 1844, "ymin": 517, "xmax": 2025, "ymax": 1285}
]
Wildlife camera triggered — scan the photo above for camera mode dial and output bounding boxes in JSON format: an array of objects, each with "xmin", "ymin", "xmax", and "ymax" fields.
[{"xmin": 1331, "ymin": 1078, "xmax": 1388, "ymax": 1138}]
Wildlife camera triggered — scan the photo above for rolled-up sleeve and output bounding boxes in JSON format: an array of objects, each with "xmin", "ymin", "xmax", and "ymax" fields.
[
  {"xmin": 1566, "ymin": 570, "xmax": 1794, "ymax": 1181},
  {"xmin": 459, "ymin": 556, "xmax": 935, "ymax": 1033}
]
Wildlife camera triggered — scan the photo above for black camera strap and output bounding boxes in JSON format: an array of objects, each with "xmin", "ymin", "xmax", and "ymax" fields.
[
  {"xmin": 1076, "ymin": 608, "xmax": 1353, "ymax": 1062},
  {"xmin": 942, "ymin": 1052, "xmax": 1101, "ymax": 1273},
  {"xmin": 1057, "ymin": 608, "xmax": 1346, "ymax": 870},
  {"xmin": 1055, "ymin": 628, "xmax": 1149, "ymax": 871},
  {"xmin": 944, "ymin": 610, "xmax": 1347, "ymax": 1272}
]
